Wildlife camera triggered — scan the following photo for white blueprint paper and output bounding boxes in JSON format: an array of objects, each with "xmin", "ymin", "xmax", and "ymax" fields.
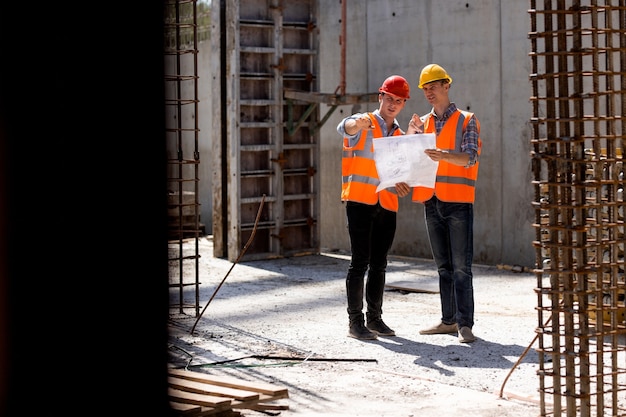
[{"xmin": 373, "ymin": 133, "xmax": 438, "ymax": 192}]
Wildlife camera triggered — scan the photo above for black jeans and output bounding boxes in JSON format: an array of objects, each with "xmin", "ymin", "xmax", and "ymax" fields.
[{"xmin": 345, "ymin": 201, "xmax": 397, "ymax": 323}]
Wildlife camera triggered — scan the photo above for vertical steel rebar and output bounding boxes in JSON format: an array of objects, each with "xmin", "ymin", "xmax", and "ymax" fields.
[
  {"xmin": 165, "ymin": 0, "xmax": 202, "ymax": 316},
  {"xmin": 529, "ymin": 1, "xmax": 626, "ymax": 416}
]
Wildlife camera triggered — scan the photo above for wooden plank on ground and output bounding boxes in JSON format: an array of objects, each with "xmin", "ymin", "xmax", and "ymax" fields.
[
  {"xmin": 169, "ymin": 376, "xmax": 260, "ymax": 401},
  {"xmin": 232, "ymin": 392, "xmax": 290, "ymax": 410},
  {"xmin": 171, "ymin": 402, "xmax": 239, "ymax": 417},
  {"xmin": 170, "ymin": 401, "xmax": 239, "ymax": 417},
  {"xmin": 385, "ymin": 279, "xmax": 439, "ymax": 293},
  {"xmin": 249, "ymin": 402, "xmax": 290, "ymax": 411},
  {"xmin": 170, "ymin": 401, "xmax": 231, "ymax": 416},
  {"xmin": 169, "ymin": 369, "xmax": 289, "ymax": 398},
  {"xmin": 169, "ymin": 401, "xmax": 203, "ymax": 415},
  {"xmin": 168, "ymin": 387, "xmax": 232, "ymax": 410}
]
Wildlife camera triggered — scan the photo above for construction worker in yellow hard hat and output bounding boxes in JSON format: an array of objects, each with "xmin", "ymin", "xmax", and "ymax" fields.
[
  {"xmin": 405, "ymin": 63, "xmax": 483, "ymax": 344},
  {"xmin": 336, "ymin": 74, "xmax": 412, "ymax": 340}
]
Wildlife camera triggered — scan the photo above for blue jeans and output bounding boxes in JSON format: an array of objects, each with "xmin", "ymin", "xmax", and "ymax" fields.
[
  {"xmin": 424, "ymin": 196, "xmax": 475, "ymax": 329},
  {"xmin": 345, "ymin": 201, "xmax": 397, "ymax": 323}
]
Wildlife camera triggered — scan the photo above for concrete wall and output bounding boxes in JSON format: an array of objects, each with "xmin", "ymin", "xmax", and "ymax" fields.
[
  {"xmin": 318, "ymin": 0, "xmax": 535, "ymax": 268},
  {"xmin": 198, "ymin": 39, "xmax": 214, "ymax": 237}
]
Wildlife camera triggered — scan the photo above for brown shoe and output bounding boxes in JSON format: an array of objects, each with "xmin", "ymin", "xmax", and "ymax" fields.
[
  {"xmin": 419, "ymin": 322, "xmax": 458, "ymax": 335},
  {"xmin": 458, "ymin": 326, "xmax": 476, "ymax": 343}
]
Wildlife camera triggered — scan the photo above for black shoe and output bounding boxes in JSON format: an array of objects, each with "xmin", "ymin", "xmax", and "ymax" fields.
[
  {"xmin": 348, "ymin": 321, "xmax": 377, "ymax": 340},
  {"xmin": 366, "ymin": 318, "xmax": 396, "ymax": 336}
]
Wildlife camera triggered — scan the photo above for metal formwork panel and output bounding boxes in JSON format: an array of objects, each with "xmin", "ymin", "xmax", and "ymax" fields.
[
  {"xmin": 529, "ymin": 1, "xmax": 626, "ymax": 415},
  {"xmin": 216, "ymin": 0, "xmax": 320, "ymax": 261}
]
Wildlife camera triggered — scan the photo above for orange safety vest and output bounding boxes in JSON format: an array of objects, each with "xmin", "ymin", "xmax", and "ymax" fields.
[
  {"xmin": 412, "ymin": 110, "xmax": 482, "ymax": 204},
  {"xmin": 341, "ymin": 113, "xmax": 402, "ymax": 212}
]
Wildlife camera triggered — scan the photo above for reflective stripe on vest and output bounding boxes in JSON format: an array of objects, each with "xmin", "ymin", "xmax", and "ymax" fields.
[
  {"xmin": 341, "ymin": 113, "xmax": 401, "ymax": 212},
  {"xmin": 412, "ymin": 110, "xmax": 481, "ymax": 203}
]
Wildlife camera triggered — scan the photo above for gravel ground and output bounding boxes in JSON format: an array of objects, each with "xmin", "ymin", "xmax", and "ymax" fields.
[{"xmin": 167, "ymin": 236, "xmax": 545, "ymax": 417}]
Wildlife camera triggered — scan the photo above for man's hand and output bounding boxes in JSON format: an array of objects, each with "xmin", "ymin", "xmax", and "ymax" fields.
[
  {"xmin": 395, "ymin": 182, "xmax": 411, "ymax": 197},
  {"xmin": 406, "ymin": 113, "xmax": 424, "ymax": 134},
  {"xmin": 425, "ymin": 148, "xmax": 469, "ymax": 167},
  {"xmin": 424, "ymin": 148, "xmax": 448, "ymax": 161},
  {"xmin": 345, "ymin": 116, "xmax": 374, "ymax": 135}
]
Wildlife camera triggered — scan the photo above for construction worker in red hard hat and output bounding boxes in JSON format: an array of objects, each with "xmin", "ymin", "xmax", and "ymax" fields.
[
  {"xmin": 336, "ymin": 74, "xmax": 412, "ymax": 340},
  {"xmin": 405, "ymin": 63, "xmax": 482, "ymax": 344}
]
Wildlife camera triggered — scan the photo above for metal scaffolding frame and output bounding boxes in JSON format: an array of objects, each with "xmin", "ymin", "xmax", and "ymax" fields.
[{"xmin": 529, "ymin": 1, "xmax": 626, "ymax": 415}]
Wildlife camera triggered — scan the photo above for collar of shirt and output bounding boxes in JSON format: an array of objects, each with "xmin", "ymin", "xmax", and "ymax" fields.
[
  {"xmin": 431, "ymin": 103, "xmax": 457, "ymax": 135},
  {"xmin": 372, "ymin": 109, "xmax": 399, "ymax": 136},
  {"xmin": 430, "ymin": 102, "xmax": 458, "ymax": 122}
]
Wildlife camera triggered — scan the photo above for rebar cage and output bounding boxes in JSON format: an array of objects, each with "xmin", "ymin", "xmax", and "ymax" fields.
[{"xmin": 529, "ymin": 1, "xmax": 626, "ymax": 416}]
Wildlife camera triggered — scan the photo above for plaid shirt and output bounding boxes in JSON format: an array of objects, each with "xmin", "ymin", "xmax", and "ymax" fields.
[{"xmin": 430, "ymin": 103, "xmax": 479, "ymax": 167}]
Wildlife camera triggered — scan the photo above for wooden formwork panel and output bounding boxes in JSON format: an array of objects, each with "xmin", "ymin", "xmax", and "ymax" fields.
[{"xmin": 213, "ymin": 0, "xmax": 320, "ymax": 261}]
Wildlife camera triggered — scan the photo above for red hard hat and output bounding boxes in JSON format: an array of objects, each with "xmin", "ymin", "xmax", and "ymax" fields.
[{"xmin": 379, "ymin": 75, "xmax": 410, "ymax": 99}]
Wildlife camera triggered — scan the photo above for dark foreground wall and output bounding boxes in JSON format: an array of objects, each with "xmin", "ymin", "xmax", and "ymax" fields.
[{"xmin": 0, "ymin": 4, "xmax": 173, "ymax": 416}]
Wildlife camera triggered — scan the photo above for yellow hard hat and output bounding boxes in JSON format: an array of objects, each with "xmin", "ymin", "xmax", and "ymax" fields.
[{"xmin": 418, "ymin": 64, "xmax": 452, "ymax": 89}]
